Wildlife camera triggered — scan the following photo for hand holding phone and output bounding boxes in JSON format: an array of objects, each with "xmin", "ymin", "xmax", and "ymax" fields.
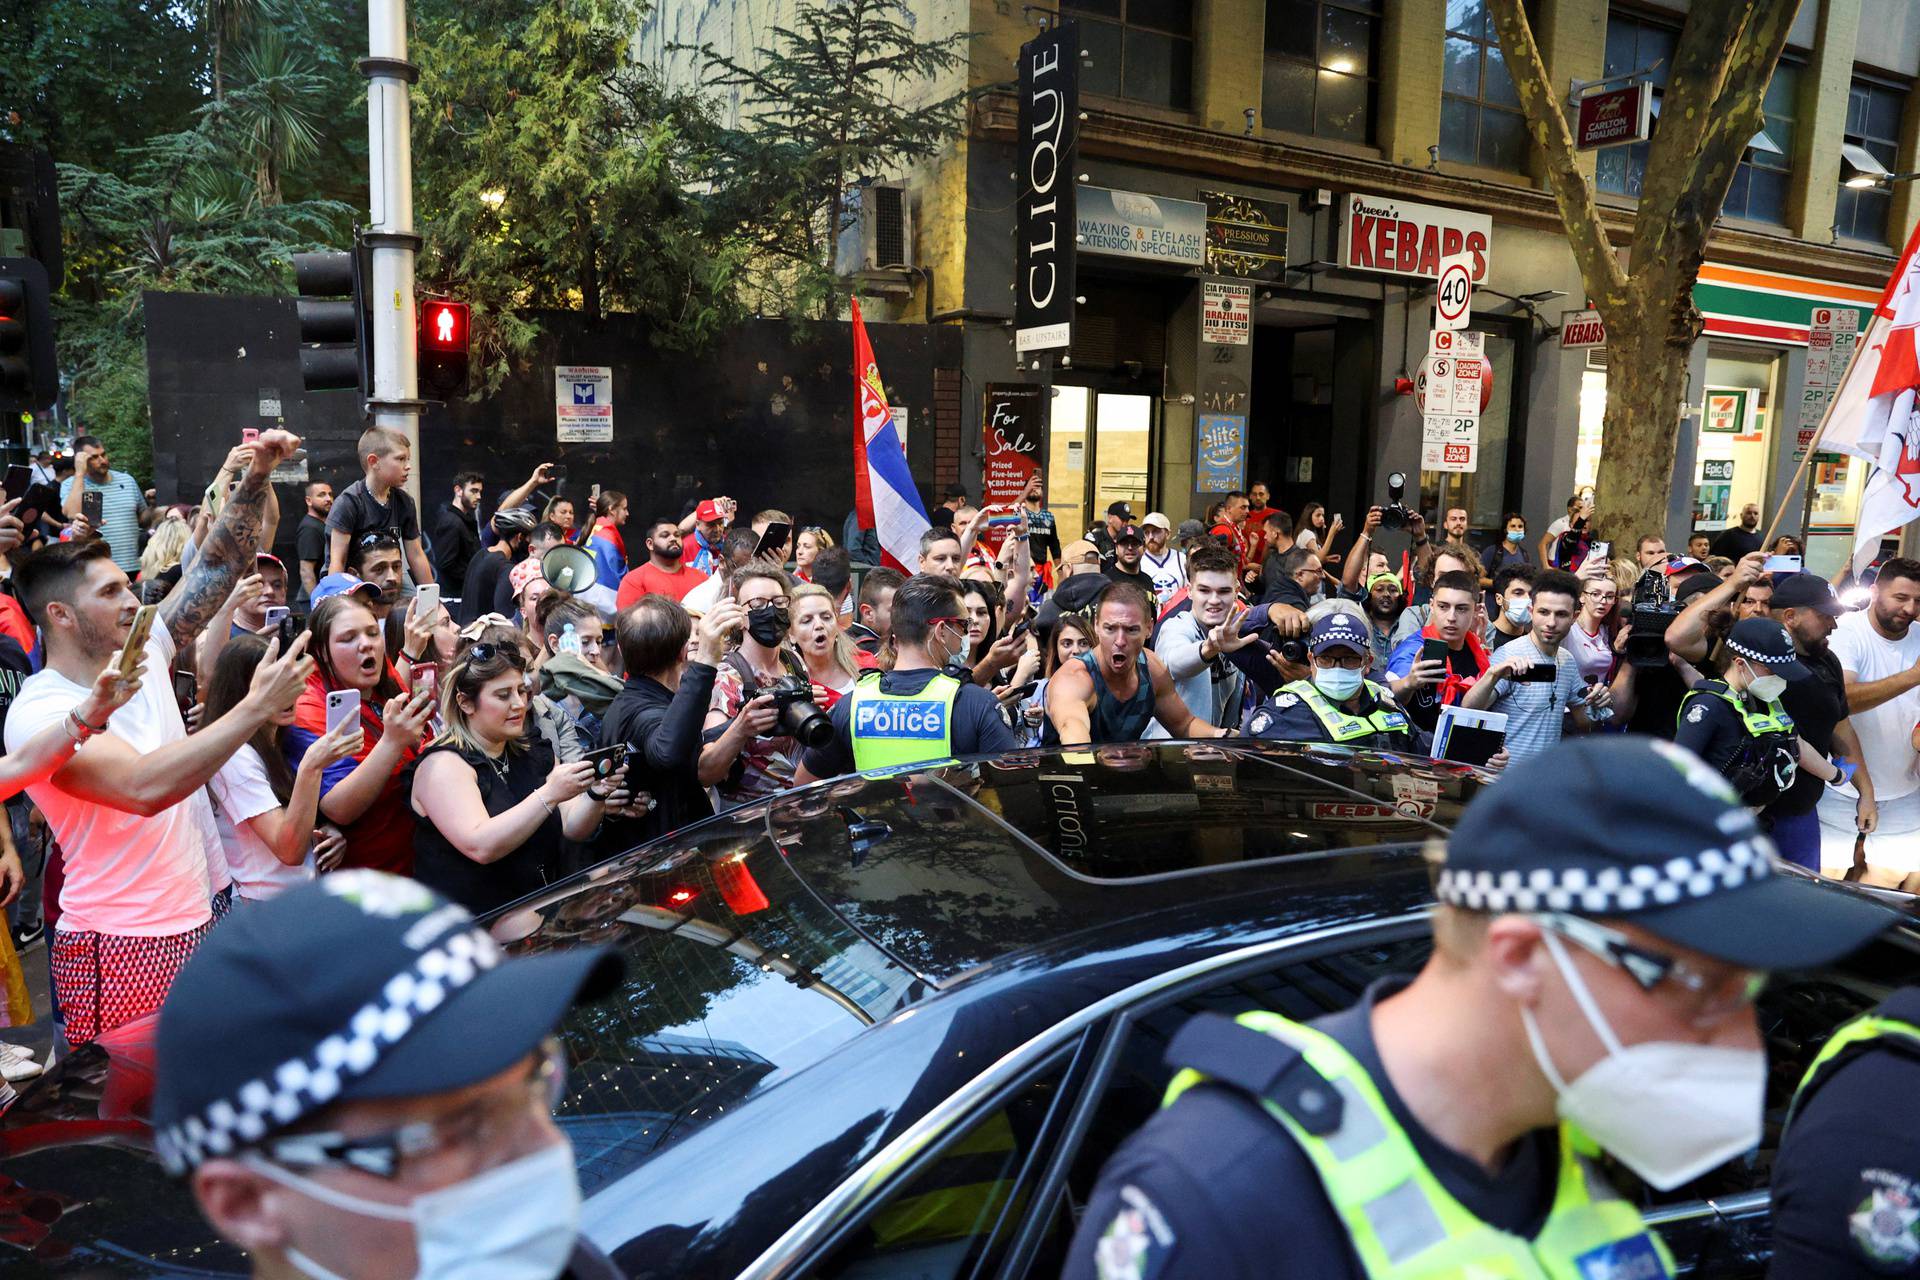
[
  {"xmin": 325, "ymin": 688, "xmax": 362, "ymax": 736},
  {"xmin": 82, "ymin": 490, "xmax": 104, "ymax": 527},
  {"xmin": 1764, "ymin": 554, "xmax": 1803, "ymax": 574},
  {"xmin": 2, "ymin": 465, "xmax": 31, "ymax": 503},
  {"xmin": 119, "ymin": 605, "xmax": 159, "ymax": 680},
  {"xmin": 411, "ymin": 583, "xmax": 441, "ymax": 621}
]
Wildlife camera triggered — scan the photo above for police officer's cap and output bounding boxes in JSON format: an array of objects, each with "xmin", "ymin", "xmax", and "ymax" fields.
[
  {"xmin": 1725, "ymin": 616, "xmax": 1808, "ymax": 679},
  {"xmin": 1307, "ymin": 612, "xmax": 1370, "ymax": 657},
  {"xmin": 1435, "ymin": 737, "xmax": 1894, "ymax": 969}
]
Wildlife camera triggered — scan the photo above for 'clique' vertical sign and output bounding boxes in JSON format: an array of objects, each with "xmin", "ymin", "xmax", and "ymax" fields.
[{"xmin": 1015, "ymin": 21, "xmax": 1077, "ymax": 355}]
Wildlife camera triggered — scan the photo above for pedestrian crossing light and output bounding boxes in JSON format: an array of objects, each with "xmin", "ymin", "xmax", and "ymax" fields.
[
  {"xmin": 0, "ymin": 257, "xmax": 57, "ymax": 414},
  {"xmin": 418, "ymin": 299, "xmax": 470, "ymax": 400}
]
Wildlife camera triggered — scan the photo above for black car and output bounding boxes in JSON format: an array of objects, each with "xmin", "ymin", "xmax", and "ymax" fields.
[{"xmin": 0, "ymin": 740, "xmax": 1915, "ymax": 1278}]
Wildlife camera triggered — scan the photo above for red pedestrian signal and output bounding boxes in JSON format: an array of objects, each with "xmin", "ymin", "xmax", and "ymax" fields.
[
  {"xmin": 0, "ymin": 258, "xmax": 57, "ymax": 414},
  {"xmin": 417, "ymin": 299, "xmax": 470, "ymax": 398}
]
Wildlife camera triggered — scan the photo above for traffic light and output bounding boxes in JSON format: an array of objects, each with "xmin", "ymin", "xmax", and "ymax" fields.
[
  {"xmin": 417, "ymin": 299, "xmax": 470, "ymax": 399},
  {"xmin": 0, "ymin": 257, "xmax": 56, "ymax": 414},
  {"xmin": 292, "ymin": 247, "xmax": 370, "ymax": 393}
]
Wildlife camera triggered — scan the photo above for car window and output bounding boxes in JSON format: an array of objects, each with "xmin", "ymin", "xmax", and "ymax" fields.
[
  {"xmin": 799, "ymin": 1057, "xmax": 1075, "ymax": 1280},
  {"xmin": 513, "ymin": 815, "xmax": 933, "ymax": 1197}
]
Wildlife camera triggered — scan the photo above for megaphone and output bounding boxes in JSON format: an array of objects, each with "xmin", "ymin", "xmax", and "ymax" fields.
[{"xmin": 541, "ymin": 544, "xmax": 598, "ymax": 595}]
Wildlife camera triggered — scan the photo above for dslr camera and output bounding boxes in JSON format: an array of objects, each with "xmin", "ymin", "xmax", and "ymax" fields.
[
  {"xmin": 1378, "ymin": 471, "xmax": 1419, "ymax": 532},
  {"xmin": 750, "ymin": 670, "xmax": 835, "ymax": 749},
  {"xmin": 1623, "ymin": 568, "xmax": 1680, "ymax": 670}
]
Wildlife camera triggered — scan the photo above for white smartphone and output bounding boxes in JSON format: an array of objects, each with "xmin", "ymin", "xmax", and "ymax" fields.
[
  {"xmin": 411, "ymin": 583, "xmax": 440, "ymax": 620},
  {"xmin": 325, "ymin": 688, "xmax": 361, "ymax": 736},
  {"xmin": 1765, "ymin": 554, "xmax": 1804, "ymax": 574}
]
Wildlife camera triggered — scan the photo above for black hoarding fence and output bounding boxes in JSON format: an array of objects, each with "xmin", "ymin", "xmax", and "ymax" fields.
[
  {"xmin": 1014, "ymin": 20, "xmax": 1077, "ymax": 364},
  {"xmin": 144, "ymin": 292, "xmax": 960, "ymax": 569}
]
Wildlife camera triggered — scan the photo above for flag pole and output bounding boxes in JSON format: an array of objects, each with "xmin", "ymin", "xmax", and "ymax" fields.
[{"xmin": 1759, "ymin": 332, "xmax": 1870, "ymax": 550}]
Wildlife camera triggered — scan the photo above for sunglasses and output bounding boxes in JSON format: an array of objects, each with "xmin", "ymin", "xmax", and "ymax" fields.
[
  {"xmin": 464, "ymin": 642, "xmax": 527, "ymax": 669},
  {"xmin": 356, "ymin": 531, "xmax": 402, "ymax": 550},
  {"xmin": 1533, "ymin": 912, "xmax": 1766, "ymax": 1026}
]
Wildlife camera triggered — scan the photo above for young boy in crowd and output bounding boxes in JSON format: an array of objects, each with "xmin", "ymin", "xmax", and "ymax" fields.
[{"xmin": 325, "ymin": 427, "xmax": 435, "ymax": 588}]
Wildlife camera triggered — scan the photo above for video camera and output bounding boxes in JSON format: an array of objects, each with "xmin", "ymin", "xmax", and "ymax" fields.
[
  {"xmin": 1378, "ymin": 471, "xmax": 1418, "ymax": 532},
  {"xmin": 1623, "ymin": 568, "xmax": 1679, "ymax": 670}
]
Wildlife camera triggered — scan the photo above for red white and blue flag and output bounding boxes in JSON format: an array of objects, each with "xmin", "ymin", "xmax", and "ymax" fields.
[
  {"xmin": 851, "ymin": 298, "xmax": 930, "ymax": 573},
  {"xmin": 1821, "ymin": 222, "xmax": 1920, "ymax": 570}
]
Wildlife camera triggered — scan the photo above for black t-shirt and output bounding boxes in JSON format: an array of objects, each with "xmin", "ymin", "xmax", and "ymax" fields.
[
  {"xmin": 295, "ymin": 514, "xmax": 329, "ymax": 577},
  {"xmin": 459, "ymin": 550, "xmax": 512, "ymax": 627},
  {"xmin": 800, "ymin": 666, "xmax": 1019, "ymax": 778},
  {"xmin": 1105, "ymin": 564, "xmax": 1157, "ymax": 595},
  {"xmin": 326, "ymin": 480, "xmax": 421, "ymax": 546},
  {"xmin": 408, "ymin": 738, "xmax": 566, "ymax": 915},
  {"xmin": 1027, "ymin": 507, "xmax": 1061, "ymax": 566},
  {"xmin": 428, "ymin": 500, "xmax": 482, "ymax": 594},
  {"xmin": 1711, "ymin": 526, "xmax": 1763, "ymax": 560},
  {"xmin": 1770, "ymin": 989, "xmax": 1920, "ymax": 1279},
  {"xmin": 1768, "ymin": 646, "xmax": 1847, "ymax": 820},
  {"xmin": 1063, "ymin": 979, "xmax": 1559, "ymax": 1280},
  {"xmin": 1487, "ymin": 623, "xmax": 1529, "ymax": 655},
  {"xmin": 1401, "ymin": 641, "xmax": 1484, "ymax": 733}
]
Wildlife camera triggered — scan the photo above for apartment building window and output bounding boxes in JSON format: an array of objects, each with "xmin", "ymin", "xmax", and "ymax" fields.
[
  {"xmin": 1594, "ymin": 11, "xmax": 1678, "ymax": 198},
  {"xmin": 1720, "ymin": 58, "xmax": 1799, "ymax": 225},
  {"xmin": 1835, "ymin": 75, "xmax": 1906, "ymax": 245},
  {"xmin": 1261, "ymin": 0, "xmax": 1380, "ymax": 144},
  {"xmin": 1440, "ymin": 0, "xmax": 1527, "ymax": 170},
  {"xmin": 1064, "ymin": 1, "xmax": 1194, "ymax": 110}
]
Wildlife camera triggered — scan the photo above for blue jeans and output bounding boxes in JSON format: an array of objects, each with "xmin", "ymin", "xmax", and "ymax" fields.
[{"xmin": 1769, "ymin": 807, "xmax": 1822, "ymax": 872}]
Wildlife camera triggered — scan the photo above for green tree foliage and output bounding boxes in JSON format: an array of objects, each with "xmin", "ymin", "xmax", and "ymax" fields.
[
  {"xmin": 686, "ymin": 0, "xmax": 971, "ymax": 320},
  {"xmin": 411, "ymin": 0, "xmax": 746, "ymax": 391}
]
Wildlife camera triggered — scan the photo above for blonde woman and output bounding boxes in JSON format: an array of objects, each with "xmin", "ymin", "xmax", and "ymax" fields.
[
  {"xmin": 407, "ymin": 628, "xmax": 626, "ymax": 914},
  {"xmin": 138, "ymin": 511, "xmax": 191, "ymax": 583},
  {"xmin": 795, "ymin": 526, "xmax": 834, "ymax": 580},
  {"xmin": 790, "ymin": 583, "xmax": 859, "ymax": 709}
]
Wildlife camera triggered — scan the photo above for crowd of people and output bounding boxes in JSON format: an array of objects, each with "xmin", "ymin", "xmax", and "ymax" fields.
[{"xmin": 0, "ymin": 423, "xmax": 1911, "ymax": 1277}]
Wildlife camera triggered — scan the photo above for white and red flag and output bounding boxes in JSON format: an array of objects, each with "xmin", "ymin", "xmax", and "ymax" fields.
[
  {"xmin": 1821, "ymin": 223, "xmax": 1920, "ymax": 570},
  {"xmin": 850, "ymin": 298, "xmax": 931, "ymax": 573}
]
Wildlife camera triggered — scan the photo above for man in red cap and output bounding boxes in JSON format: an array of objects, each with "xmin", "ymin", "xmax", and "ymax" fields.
[{"xmin": 677, "ymin": 497, "xmax": 734, "ymax": 575}]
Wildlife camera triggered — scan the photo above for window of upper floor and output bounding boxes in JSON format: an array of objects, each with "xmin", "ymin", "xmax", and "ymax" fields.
[
  {"xmin": 1835, "ymin": 73, "xmax": 1908, "ymax": 247},
  {"xmin": 1063, "ymin": 0, "xmax": 1194, "ymax": 111},
  {"xmin": 1261, "ymin": 0, "xmax": 1382, "ymax": 145},
  {"xmin": 1440, "ymin": 0, "xmax": 1530, "ymax": 172}
]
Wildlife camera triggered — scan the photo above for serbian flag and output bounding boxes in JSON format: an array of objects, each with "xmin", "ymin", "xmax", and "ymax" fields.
[
  {"xmin": 851, "ymin": 298, "xmax": 931, "ymax": 573},
  {"xmin": 1827, "ymin": 222, "xmax": 1920, "ymax": 570}
]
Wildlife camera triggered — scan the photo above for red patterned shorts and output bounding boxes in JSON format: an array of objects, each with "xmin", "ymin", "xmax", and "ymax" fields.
[{"xmin": 50, "ymin": 921, "xmax": 212, "ymax": 1047}]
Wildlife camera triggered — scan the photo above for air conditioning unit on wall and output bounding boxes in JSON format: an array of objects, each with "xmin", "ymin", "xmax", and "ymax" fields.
[{"xmin": 837, "ymin": 180, "xmax": 914, "ymax": 293}]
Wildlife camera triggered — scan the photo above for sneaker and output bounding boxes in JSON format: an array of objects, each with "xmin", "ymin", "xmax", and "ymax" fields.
[
  {"xmin": 11, "ymin": 923, "xmax": 41, "ymax": 950},
  {"xmin": 0, "ymin": 1043, "xmax": 39, "ymax": 1082}
]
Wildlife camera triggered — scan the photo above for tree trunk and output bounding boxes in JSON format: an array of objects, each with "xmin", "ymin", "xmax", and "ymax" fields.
[
  {"xmin": 1592, "ymin": 307, "xmax": 1697, "ymax": 547},
  {"xmin": 578, "ymin": 206, "xmax": 601, "ymax": 320}
]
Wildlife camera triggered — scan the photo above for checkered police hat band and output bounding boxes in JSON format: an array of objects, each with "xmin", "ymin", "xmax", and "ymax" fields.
[
  {"xmin": 1434, "ymin": 836, "xmax": 1772, "ymax": 915},
  {"xmin": 156, "ymin": 927, "xmax": 504, "ymax": 1174},
  {"xmin": 1725, "ymin": 634, "xmax": 1789, "ymax": 667}
]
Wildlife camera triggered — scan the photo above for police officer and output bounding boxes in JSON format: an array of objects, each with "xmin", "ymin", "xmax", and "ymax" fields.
[
  {"xmin": 1246, "ymin": 612, "xmax": 1430, "ymax": 751},
  {"xmin": 1065, "ymin": 737, "xmax": 1895, "ymax": 1280},
  {"xmin": 794, "ymin": 573, "xmax": 1018, "ymax": 780},
  {"xmin": 153, "ymin": 870, "xmax": 625, "ymax": 1280},
  {"xmin": 1676, "ymin": 616, "xmax": 1845, "ymax": 808},
  {"xmin": 1772, "ymin": 986, "xmax": 1920, "ymax": 1276}
]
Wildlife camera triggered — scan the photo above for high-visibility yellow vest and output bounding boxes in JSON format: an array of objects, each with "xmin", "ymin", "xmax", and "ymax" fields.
[
  {"xmin": 1787, "ymin": 1005, "xmax": 1920, "ymax": 1132},
  {"xmin": 848, "ymin": 670, "xmax": 961, "ymax": 772},
  {"xmin": 1163, "ymin": 1011, "xmax": 1674, "ymax": 1279},
  {"xmin": 1286, "ymin": 679, "xmax": 1414, "ymax": 744}
]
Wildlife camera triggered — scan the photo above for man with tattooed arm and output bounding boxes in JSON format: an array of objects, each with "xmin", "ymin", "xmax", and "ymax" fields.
[{"xmin": 3, "ymin": 430, "xmax": 317, "ymax": 1047}]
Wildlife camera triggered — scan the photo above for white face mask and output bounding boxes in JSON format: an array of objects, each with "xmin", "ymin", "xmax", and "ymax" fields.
[
  {"xmin": 1740, "ymin": 661, "xmax": 1787, "ymax": 703},
  {"xmin": 1505, "ymin": 600, "xmax": 1532, "ymax": 626},
  {"xmin": 1519, "ymin": 929, "xmax": 1764, "ymax": 1191},
  {"xmin": 1312, "ymin": 665, "xmax": 1365, "ymax": 702},
  {"xmin": 247, "ymin": 1142, "xmax": 582, "ymax": 1280}
]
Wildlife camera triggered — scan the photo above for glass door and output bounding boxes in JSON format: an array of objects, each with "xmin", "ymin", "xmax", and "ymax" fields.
[
  {"xmin": 1047, "ymin": 387, "xmax": 1091, "ymax": 540},
  {"xmin": 1045, "ymin": 388, "xmax": 1156, "ymax": 541}
]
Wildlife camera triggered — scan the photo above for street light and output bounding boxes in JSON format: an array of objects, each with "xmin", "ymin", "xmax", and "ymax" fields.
[{"xmin": 1840, "ymin": 144, "xmax": 1917, "ymax": 189}]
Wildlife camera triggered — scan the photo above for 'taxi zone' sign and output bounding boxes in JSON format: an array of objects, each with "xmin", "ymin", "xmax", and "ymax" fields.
[{"xmin": 1339, "ymin": 193, "xmax": 1491, "ymax": 282}]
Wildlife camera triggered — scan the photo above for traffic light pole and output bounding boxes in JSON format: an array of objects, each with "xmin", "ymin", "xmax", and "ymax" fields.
[{"xmin": 363, "ymin": 0, "xmax": 423, "ymax": 509}]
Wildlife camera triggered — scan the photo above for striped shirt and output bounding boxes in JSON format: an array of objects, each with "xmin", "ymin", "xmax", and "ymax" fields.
[{"xmin": 61, "ymin": 470, "xmax": 147, "ymax": 572}]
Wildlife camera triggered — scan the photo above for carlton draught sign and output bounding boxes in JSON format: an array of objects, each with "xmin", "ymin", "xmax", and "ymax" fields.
[
  {"xmin": 1015, "ymin": 22, "xmax": 1078, "ymax": 354},
  {"xmin": 1338, "ymin": 193, "xmax": 1491, "ymax": 282}
]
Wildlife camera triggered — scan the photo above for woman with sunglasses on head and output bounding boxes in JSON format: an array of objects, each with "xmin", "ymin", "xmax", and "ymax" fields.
[
  {"xmin": 204, "ymin": 634, "xmax": 364, "ymax": 902},
  {"xmin": 794, "ymin": 527, "xmax": 833, "ymax": 583},
  {"xmin": 409, "ymin": 628, "xmax": 624, "ymax": 914},
  {"xmin": 285, "ymin": 592, "xmax": 437, "ymax": 875},
  {"xmin": 1020, "ymin": 614, "xmax": 1094, "ymax": 745},
  {"xmin": 789, "ymin": 583, "xmax": 859, "ymax": 710}
]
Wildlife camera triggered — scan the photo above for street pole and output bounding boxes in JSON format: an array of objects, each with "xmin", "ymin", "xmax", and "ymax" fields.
[{"xmin": 363, "ymin": 0, "xmax": 423, "ymax": 509}]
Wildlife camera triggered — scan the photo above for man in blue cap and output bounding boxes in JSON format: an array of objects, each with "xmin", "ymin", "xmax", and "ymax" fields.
[
  {"xmin": 1065, "ymin": 737, "xmax": 1897, "ymax": 1280},
  {"xmin": 1246, "ymin": 610, "xmax": 1429, "ymax": 751},
  {"xmin": 1676, "ymin": 615, "xmax": 1850, "ymax": 815},
  {"xmin": 152, "ymin": 870, "xmax": 623, "ymax": 1280}
]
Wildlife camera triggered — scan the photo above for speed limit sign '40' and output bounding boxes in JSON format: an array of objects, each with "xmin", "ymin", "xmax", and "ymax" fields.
[{"xmin": 1434, "ymin": 252, "xmax": 1473, "ymax": 330}]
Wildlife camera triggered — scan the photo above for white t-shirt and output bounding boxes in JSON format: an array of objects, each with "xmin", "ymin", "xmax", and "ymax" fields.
[
  {"xmin": 1565, "ymin": 621, "xmax": 1615, "ymax": 685},
  {"xmin": 210, "ymin": 743, "xmax": 313, "ymax": 901},
  {"xmin": 1546, "ymin": 516, "xmax": 1571, "ymax": 540},
  {"xmin": 6, "ymin": 629, "xmax": 218, "ymax": 936},
  {"xmin": 680, "ymin": 572, "xmax": 727, "ymax": 618},
  {"xmin": 1140, "ymin": 547, "xmax": 1187, "ymax": 608},
  {"xmin": 1296, "ymin": 529, "xmax": 1320, "ymax": 552},
  {"xmin": 1829, "ymin": 610, "xmax": 1920, "ymax": 800}
]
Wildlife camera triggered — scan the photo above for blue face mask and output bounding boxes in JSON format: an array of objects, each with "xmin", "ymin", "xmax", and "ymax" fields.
[
  {"xmin": 1506, "ymin": 528, "xmax": 1526, "ymax": 544},
  {"xmin": 1312, "ymin": 665, "xmax": 1365, "ymax": 702}
]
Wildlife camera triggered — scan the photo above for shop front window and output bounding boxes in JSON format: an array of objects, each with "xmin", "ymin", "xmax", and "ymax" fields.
[
  {"xmin": 1440, "ymin": 0, "xmax": 1528, "ymax": 171},
  {"xmin": 1261, "ymin": 0, "xmax": 1380, "ymax": 144},
  {"xmin": 1835, "ymin": 76, "xmax": 1906, "ymax": 247},
  {"xmin": 1722, "ymin": 59, "xmax": 1799, "ymax": 226},
  {"xmin": 1064, "ymin": 0, "xmax": 1194, "ymax": 110},
  {"xmin": 1694, "ymin": 348, "xmax": 1782, "ymax": 541}
]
